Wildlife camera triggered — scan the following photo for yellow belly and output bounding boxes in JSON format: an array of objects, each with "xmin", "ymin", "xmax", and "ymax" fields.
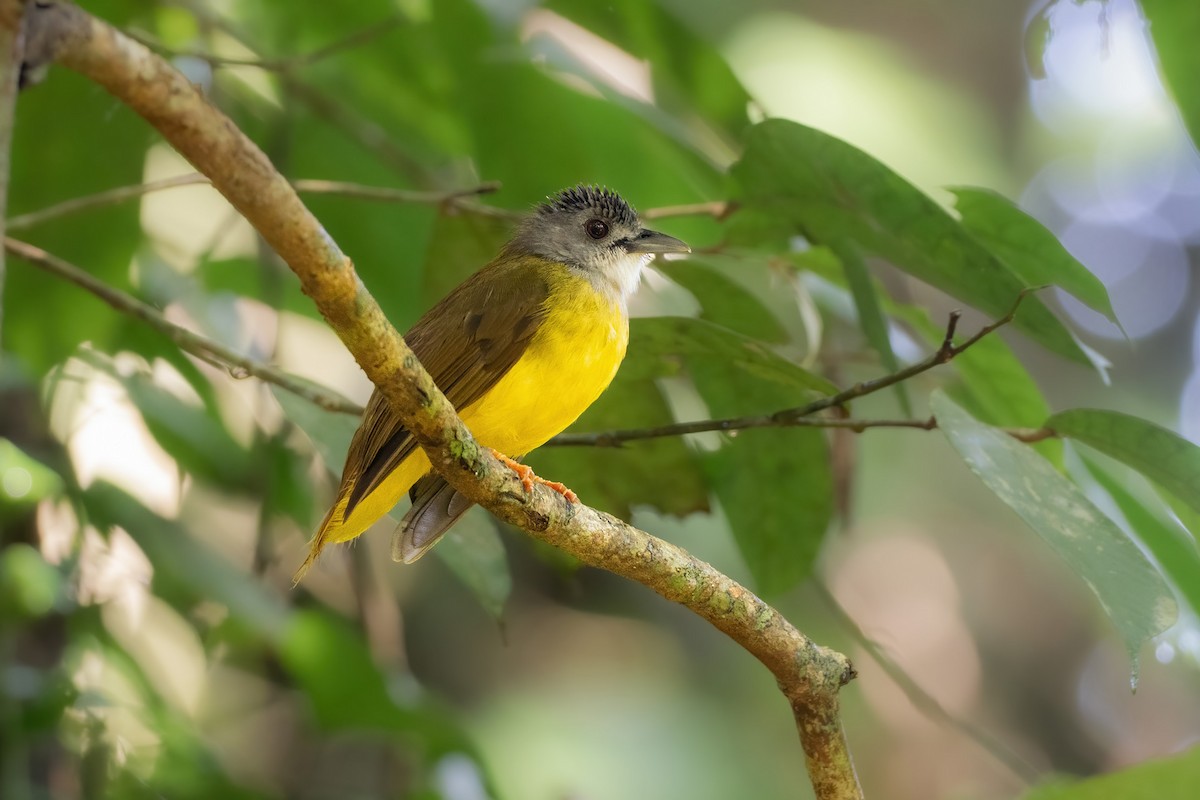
[{"xmin": 329, "ymin": 276, "xmax": 628, "ymax": 543}]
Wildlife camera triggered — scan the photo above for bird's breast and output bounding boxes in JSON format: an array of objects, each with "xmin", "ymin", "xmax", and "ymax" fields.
[{"xmin": 459, "ymin": 274, "xmax": 628, "ymax": 455}]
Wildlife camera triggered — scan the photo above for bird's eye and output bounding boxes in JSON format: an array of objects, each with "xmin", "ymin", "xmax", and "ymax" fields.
[{"xmin": 585, "ymin": 218, "xmax": 610, "ymax": 240}]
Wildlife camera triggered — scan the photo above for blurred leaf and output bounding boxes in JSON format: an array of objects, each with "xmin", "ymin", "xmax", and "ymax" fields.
[
  {"xmin": 0, "ymin": 544, "xmax": 61, "ymax": 620},
  {"xmin": 951, "ymin": 187, "xmax": 1119, "ymax": 326},
  {"xmin": 692, "ymin": 361, "xmax": 831, "ymax": 596},
  {"xmin": 429, "ymin": 0, "xmax": 724, "ymax": 212},
  {"xmin": 80, "ymin": 352, "xmax": 254, "ymax": 491},
  {"xmin": 1160, "ymin": 490, "xmax": 1200, "ymax": 540},
  {"xmin": 625, "ymin": 316, "xmax": 838, "ymax": 397},
  {"xmin": 6, "ymin": 65, "xmax": 150, "ymax": 371},
  {"xmin": 84, "ymin": 482, "xmax": 289, "ymax": 637},
  {"xmin": 270, "ymin": 383, "xmax": 360, "ymax": 472},
  {"xmin": 1046, "ymin": 409, "xmax": 1200, "ymax": 518},
  {"xmin": 933, "ymin": 393, "xmax": 1177, "ymax": 665},
  {"xmin": 1141, "ymin": 1, "xmax": 1200, "ymax": 151},
  {"xmin": 198, "ymin": 256, "xmax": 318, "ymax": 318},
  {"xmin": 730, "ymin": 119, "xmax": 1092, "ymax": 365},
  {"xmin": 263, "ymin": 431, "xmax": 317, "ymax": 530},
  {"xmin": 1023, "ymin": 745, "xmax": 1200, "ymax": 800},
  {"xmin": 0, "ymin": 438, "xmax": 64, "ymax": 513},
  {"xmin": 434, "ymin": 508, "xmax": 512, "ymax": 621},
  {"xmin": 833, "ymin": 240, "xmax": 909, "ymax": 415},
  {"xmin": 656, "ymin": 259, "xmax": 787, "ymax": 342},
  {"xmin": 1083, "ymin": 459, "xmax": 1200, "ymax": 618},
  {"xmin": 420, "ymin": 211, "xmax": 513, "ymax": 308},
  {"xmin": 529, "ymin": 368, "xmax": 710, "ymax": 520},
  {"xmin": 544, "ymin": 0, "xmax": 753, "ymax": 137},
  {"xmin": 280, "ymin": 609, "xmax": 457, "ymax": 741}
]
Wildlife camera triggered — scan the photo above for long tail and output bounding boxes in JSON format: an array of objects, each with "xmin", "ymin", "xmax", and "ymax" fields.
[{"xmin": 292, "ymin": 499, "xmax": 345, "ymax": 585}]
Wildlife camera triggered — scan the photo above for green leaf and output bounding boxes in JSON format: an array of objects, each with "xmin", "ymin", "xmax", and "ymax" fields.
[
  {"xmin": 730, "ymin": 119, "xmax": 1091, "ymax": 365},
  {"xmin": 0, "ymin": 438, "xmax": 64, "ymax": 512},
  {"xmin": 833, "ymin": 240, "xmax": 910, "ymax": 415},
  {"xmin": 529, "ymin": 368, "xmax": 710, "ymax": 520},
  {"xmin": 1141, "ymin": 1, "xmax": 1200, "ymax": 151},
  {"xmin": 263, "ymin": 431, "xmax": 318, "ymax": 531},
  {"xmin": 951, "ymin": 187, "xmax": 1119, "ymax": 326},
  {"xmin": 544, "ymin": 0, "xmax": 753, "ymax": 138},
  {"xmin": 434, "ymin": 508, "xmax": 512, "ymax": 621},
  {"xmin": 655, "ymin": 260, "xmax": 788, "ymax": 343},
  {"xmin": 1023, "ymin": 745, "xmax": 1200, "ymax": 800},
  {"xmin": 280, "ymin": 610, "xmax": 438, "ymax": 734},
  {"xmin": 691, "ymin": 359, "xmax": 832, "ymax": 596},
  {"xmin": 1082, "ymin": 459, "xmax": 1200, "ymax": 619},
  {"xmin": 270, "ymin": 383, "xmax": 361, "ymax": 472},
  {"xmin": 6, "ymin": 69, "xmax": 149, "ymax": 371},
  {"xmin": 420, "ymin": 211, "xmax": 512, "ymax": 309},
  {"xmin": 933, "ymin": 393, "xmax": 1177, "ymax": 665},
  {"xmin": 1046, "ymin": 409, "xmax": 1200, "ymax": 518},
  {"xmin": 84, "ymin": 482, "xmax": 289, "ymax": 637},
  {"xmin": 625, "ymin": 316, "xmax": 838, "ymax": 398}
]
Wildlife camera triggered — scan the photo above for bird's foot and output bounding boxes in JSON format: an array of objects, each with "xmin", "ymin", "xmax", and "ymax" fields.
[{"xmin": 488, "ymin": 448, "xmax": 579, "ymax": 503}]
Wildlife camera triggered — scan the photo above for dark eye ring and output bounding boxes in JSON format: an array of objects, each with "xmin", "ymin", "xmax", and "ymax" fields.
[{"xmin": 585, "ymin": 218, "xmax": 609, "ymax": 240}]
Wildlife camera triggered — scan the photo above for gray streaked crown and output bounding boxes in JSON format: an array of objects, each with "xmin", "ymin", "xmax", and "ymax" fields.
[{"xmin": 538, "ymin": 185, "xmax": 638, "ymax": 228}]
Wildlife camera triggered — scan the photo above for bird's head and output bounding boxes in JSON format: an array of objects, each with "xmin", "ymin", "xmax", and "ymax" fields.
[{"xmin": 508, "ymin": 185, "xmax": 690, "ymax": 301}]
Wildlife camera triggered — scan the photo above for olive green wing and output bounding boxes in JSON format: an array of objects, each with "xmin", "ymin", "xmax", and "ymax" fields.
[{"xmin": 337, "ymin": 257, "xmax": 551, "ymax": 518}]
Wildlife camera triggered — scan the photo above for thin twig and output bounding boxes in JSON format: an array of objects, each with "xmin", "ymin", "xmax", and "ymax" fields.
[
  {"xmin": 8, "ymin": 174, "xmax": 503, "ymax": 230},
  {"xmin": 7, "ymin": 173, "xmax": 209, "ymax": 229},
  {"xmin": 641, "ymin": 200, "xmax": 732, "ymax": 221},
  {"xmin": 551, "ymin": 416, "xmax": 1057, "ymax": 447},
  {"xmin": 4, "ymin": 237, "xmax": 363, "ymax": 415},
  {"xmin": 131, "ymin": 14, "xmax": 405, "ymax": 71},
  {"xmin": 549, "ymin": 290, "xmax": 1042, "ymax": 447}
]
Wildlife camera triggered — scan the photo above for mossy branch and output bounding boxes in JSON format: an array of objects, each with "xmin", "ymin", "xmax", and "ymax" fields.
[{"xmin": 12, "ymin": 3, "xmax": 863, "ymax": 797}]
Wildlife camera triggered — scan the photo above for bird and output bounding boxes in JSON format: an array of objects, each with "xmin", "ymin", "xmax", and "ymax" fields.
[{"xmin": 294, "ymin": 185, "xmax": 690, "ymax": 581}]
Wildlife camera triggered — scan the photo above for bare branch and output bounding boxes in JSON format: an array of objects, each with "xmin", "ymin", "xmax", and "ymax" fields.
[
  {"xmin": 550, "ymin": 291, "xmax": 1041, "ymax": 447},
  {"xmin": 4, "ymin": 236, "xmax": 363, "ymax": 415},
  {"xmin": 130, "ymin": 14, "xmax": 406, "ymax": 71},
  {"xmin": 8, "ymin": 174, "xmax": 503, "ymax": 230},
  {"xmin": 21, "ymin": 4, "xmax": 861, "ymax": 796}
]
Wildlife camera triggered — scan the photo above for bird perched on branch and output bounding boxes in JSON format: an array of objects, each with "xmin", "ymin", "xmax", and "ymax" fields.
[{"xmin": 295, "ymin": 185, "xmax": 689, "ymax": 581}]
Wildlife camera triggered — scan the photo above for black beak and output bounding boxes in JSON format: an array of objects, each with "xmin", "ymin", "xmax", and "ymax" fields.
[{"xmin": 624, "ymin": 228, "xmax": 691, "ymax": 255}]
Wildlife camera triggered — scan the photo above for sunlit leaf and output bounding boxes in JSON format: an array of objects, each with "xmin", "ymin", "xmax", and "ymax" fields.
[
  {"xmin": 730, "ymin": 119, "xmax": 1091, "ymax": 365},
  {"xmin": 951, "ymin": 187, "xmax": 1119, "ymax": 326},
  {"xmin": 1046, "ymin": 409, "xmax": 1200, "ymax": 518},
  {"xmin": 84, "ymin": 482, "xmax": 289, "ymax": 637},
  {"xmin": 1023, "ymin": 745, "xmax": 1200, "ymax": 800},
  {"xmin": 933, "ymin": 393, "xmax": 1177, "ymax": 665}
]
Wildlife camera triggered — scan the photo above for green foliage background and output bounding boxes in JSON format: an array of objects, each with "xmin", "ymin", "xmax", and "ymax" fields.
[{"xmin": 2, "ymin": 1, "xmax": 1199, "ymax": 799}]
